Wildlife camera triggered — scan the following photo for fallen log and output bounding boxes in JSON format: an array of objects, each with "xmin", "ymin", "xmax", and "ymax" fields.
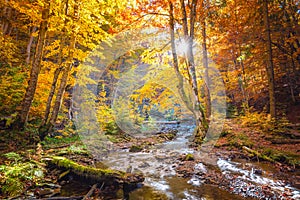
[
  {"xmin": 242, "ymin": 146, "xmax": 276, "ymax": 163},
  {"xmin": 44, "ymin": 156, "xmax": 144, "ymax": 185}
]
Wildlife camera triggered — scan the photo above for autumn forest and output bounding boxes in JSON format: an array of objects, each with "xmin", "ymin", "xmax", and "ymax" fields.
[{"xmin": 0, "ymin": 0, "xmax": 300, "ymax": 199}]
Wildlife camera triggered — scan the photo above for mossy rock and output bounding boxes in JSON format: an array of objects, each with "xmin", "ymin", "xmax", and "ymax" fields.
[{"xmin": 184, "ymin": 153, "xmax": 194, "ymax": 161}]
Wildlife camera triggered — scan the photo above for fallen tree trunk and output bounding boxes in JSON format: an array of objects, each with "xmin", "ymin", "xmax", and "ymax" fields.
[
  {"xmin": 44, "ymin": 156, "xmax": 144, "ymax": 186},
  {"xmin": 242, "ymin": 146, "xmax": 275, "ymax": 163}
]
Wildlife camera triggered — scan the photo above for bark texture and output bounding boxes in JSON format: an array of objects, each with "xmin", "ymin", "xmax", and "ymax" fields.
[{"xmin": 17, "ymin": 0, "xmax": 50, "ymax": 128}]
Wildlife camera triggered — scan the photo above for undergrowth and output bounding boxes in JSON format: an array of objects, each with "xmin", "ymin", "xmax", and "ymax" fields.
[{"xmin": 0, "ymin": 152, "xmax": 45, "ymax": 197}]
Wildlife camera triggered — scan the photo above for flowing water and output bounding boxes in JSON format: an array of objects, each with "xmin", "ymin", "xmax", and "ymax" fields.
[{"xmin": 83, "ymin": 123, "xmax": 299, "ymax": 199}]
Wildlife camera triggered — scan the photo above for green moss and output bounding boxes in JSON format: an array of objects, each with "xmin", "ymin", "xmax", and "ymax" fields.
[
  {"xmin": 227, "ymin": 133, "xmax": 254, "ymax": 148},
  {"xmin": 50, "ymin": 156, "xmax": 125, "ymax": 179},
  {"xmin": 184, "ymin": 153, "xmax": 194, "ymax": 161},
  {"xmin": 249, "ymin": 147, "xmax": 300, "ymax": 167},
  {"xmin": 41, "ymin": 135, "xmax": 81, "ymax": 149}
]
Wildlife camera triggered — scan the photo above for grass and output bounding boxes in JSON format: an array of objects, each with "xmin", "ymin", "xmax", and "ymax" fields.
[
  {"xmin": 41, "ymin": 134, "xmax": 81, "ymax": 149},
  {"xmin": 227, "ymin": 132, "xmax": 254, "ymax": 149}
]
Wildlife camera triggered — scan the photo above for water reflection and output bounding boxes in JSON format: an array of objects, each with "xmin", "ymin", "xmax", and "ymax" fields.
[{"xmin": 130, "ymin": 177, "xmax": 248, "ymax": 200}]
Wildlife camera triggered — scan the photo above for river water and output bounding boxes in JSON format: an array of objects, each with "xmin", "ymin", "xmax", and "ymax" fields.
[{"xmin": 101, "ymin": 124, "xmax": 300, "ymax": 200}]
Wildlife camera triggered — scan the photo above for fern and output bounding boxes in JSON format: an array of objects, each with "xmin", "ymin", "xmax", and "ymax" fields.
[
  {"xmin": 0, "ymin": 153, "xmax": 45, "ymax": 197},
  {"xmin": 3, "ymin": 152, "xmax": 21, "ymax": 163}
]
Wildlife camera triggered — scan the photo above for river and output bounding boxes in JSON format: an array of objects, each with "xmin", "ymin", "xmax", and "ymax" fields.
[{"xmin": 98, "ymin": 123, "xmax": 300, "ymax": 199}]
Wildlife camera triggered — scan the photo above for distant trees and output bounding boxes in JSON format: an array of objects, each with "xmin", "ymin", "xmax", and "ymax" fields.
[{"xmin": 210, "ymin": 0, "xmax": 299, "ymax": 117}]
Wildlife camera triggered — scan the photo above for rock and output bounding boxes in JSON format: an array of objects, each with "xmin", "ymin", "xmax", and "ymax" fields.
[
  {"xmin": 129, "ymin": 145, "xmax": 143, "ymax": 152},
  {"xmin": 155, "ymin": 155, "xmax": 167, "ymax": 161},
  {"xmin": 254, "ymin": 169, "xmax": 263, "ymax": 175},
  {"xmin": 138, "ymin": 162, "xmax": 150, "ymax": 168},
  {"xmin": 60, "ymin": 180, "xmax": 66, "ymax": 185},
  {"xmin": 126, "ymin": 165, "xmax": 133, "ymax": 173}
]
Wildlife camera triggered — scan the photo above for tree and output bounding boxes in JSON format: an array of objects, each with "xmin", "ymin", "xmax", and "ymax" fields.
[
  {"xmin": 48, "ymin": 1, "xmax": 78, "ymax": 132},
  {"xmin": 38, "ymin": 0, "xmax": 127, "ymax": 135},
  {"xmin": 181, "ymin": 0, "xmax": 208, "ymax": 140},
  {"xmin": 123, "ymin": 0, "xmax": 210, "ymax": 142},
  {"xmin": 16, "ymin": 0, "xmax": 50, "ymax": 128},
  {"xmin": 263, "ymin": 0, "xmax": 276, "ymax": 118},
  {"xmin": 201, "ymin": 0, "xmax": 211, "ymax": 118}
]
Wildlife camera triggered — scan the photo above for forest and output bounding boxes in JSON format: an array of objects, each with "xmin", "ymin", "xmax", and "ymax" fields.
[{"xmin": 0, "ymin": 0, "xmax": 299, "ymax": 199}]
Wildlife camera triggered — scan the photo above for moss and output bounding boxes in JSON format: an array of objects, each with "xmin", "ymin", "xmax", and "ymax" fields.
[
  {"xmin": 264, "ymin": 150, "xmax": 300, "ymax": 166},
  {"xmin": 41, "ymin": 135, "xmax": 81, "ymax": 149},
  {"xmin": 243, "ymin": 146, "xmax": 300, "ymax": 167},
  {"xmin": 50, "ymin": 156, "xmax": 124, "ymax": 180},
  {"xmin": 227, "ymin": 133, "xmax": 254, "ymax": 149},
  {"xmin": 184, "ymin": 153, "xmax": 194, "ymax": 161},
  {"xmin": 48, "ymin": 156, "xmax": 144, "ymax": 185}
]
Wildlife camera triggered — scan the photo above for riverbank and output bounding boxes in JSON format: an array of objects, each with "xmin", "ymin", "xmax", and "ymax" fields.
[{"xmin": 0, "ymin": 118, "xmax": 299, "ymax": 199}]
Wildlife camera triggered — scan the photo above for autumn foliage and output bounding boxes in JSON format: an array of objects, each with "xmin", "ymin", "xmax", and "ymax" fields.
[{"xmin": 0, "ymin": 0, "xmax": 299, "ymax": 141}]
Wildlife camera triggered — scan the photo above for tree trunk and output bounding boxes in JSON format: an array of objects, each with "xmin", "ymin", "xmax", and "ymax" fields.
[
  {"xmin": 48, "ymin": 1, "xmax": 78, "ymax": 129},
  {"xmin": 26, "ymin": 27, "xmax": 37, "ymax": 65},
  {"xmin": 263, "ymin": 0, "xmax": 276, "ymax": 118},
  {"xmin": 168, "ymin": 1, "xmax": 193, "ymax": 113},
  {"xmin": 1, "ymin": 0, "xmax": 11, "ymax": 35},
  {"xmin": 42, "ymin": 30, "xmax": 66, "ymax": 127},
  {"xmin": 48, "ymin": 39, "xmax": 75, "ymax": 128},
  {"xmin": 46, "ymin": 156, "xmax": 144, "ymax": 185},
  {"xmin": 40, "ymin": 1, "xmax": 69, "ymax": 139},
  {"xmin": 42, "ymin": 67, "xmax": 62, "ymax": 126},
  {"xmin": 16, "ymin": 0, "xmax": 50, "ymax": 128},
  {"xmin": 201, "ymin": 9, "xmax": 211, "ymax": 118},
  {"xmin": 183, "ymin": 0, "xmax": 206, "ymax": 141},
  {"xmin": 170, "ymin": 0, "xmax": 206, "ymax": 143}
]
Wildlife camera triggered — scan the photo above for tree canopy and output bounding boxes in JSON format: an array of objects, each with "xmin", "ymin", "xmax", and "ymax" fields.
[{"xmin": 0, "ymin": 0, "xmax": 299, "ymax": 141}]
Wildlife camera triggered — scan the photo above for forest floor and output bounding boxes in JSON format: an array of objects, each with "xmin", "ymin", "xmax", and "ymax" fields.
[{"xmin": 214, "ymin": 118, "xmax": 300, "ymax": 186}]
